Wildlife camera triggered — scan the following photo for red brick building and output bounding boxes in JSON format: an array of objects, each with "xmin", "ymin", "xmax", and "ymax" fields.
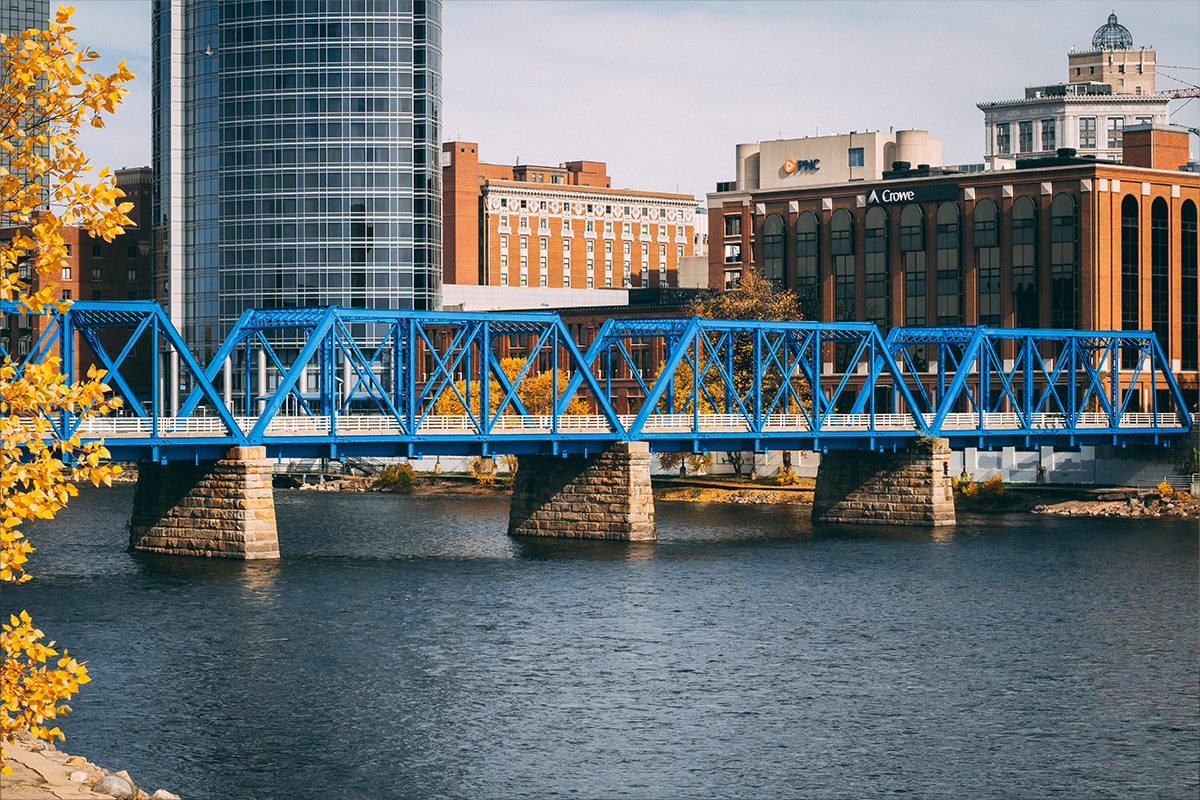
[
  {"xmin": 443, "ymin": 142, "xmax": 700, "ymax": 291},
  {"xmin": 2, "ymin": 167, "xmax": 155, "ymax": 391},
  {"xmin": 708, "ymin": 126, "xmax": 1199, "ymax": 409}
]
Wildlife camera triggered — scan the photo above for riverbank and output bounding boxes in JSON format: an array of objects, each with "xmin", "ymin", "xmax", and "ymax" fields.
[{"xmin": 1, "ymin": 731, "xmax": 178, "ymax": 800}]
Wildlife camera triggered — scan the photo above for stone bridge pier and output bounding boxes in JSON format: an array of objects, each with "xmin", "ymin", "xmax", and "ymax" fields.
[
  {"xmin": 812, "ymin": 438, "xmax": 956, "ymax": 526},
  {"xmin": 509, "ymin": 441, "xmax": 656, "ymax": 540},
  {"xmin": 129, "ymin": 446, "xmax": 280, "ymax": 558}
]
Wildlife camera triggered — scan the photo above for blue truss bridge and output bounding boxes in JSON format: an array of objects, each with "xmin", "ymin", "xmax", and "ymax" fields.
[{"xmin": 3, "ymin": 301, "xmax": 1191, "ymax": 463}]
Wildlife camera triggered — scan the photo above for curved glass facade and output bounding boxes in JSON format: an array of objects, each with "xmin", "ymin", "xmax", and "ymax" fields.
[{"xmin": 154, "ymin": 0, "xmax": 442, "ymax": 358}]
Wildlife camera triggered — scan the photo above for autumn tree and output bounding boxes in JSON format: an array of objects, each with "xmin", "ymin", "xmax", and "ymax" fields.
[
  {"xmin": 432, "ymin": 356, "xmax": 589, "ymax": 417},
  {"xmin": 656, "ymin": 271, "xmax": 806, "ymax": 477},
  {"xmin": 1, "ymin": 5, "xmax": 133, "ymax": 770}
]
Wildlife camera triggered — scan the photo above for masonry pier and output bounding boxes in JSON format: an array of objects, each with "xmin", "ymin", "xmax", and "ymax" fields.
[
  {"xmin": 812, "ymin": 438, "xmax": 956, "ymax": 526},
  {"xmin": 508, "ymin": 441, "xmax": 655, "ymax": 540},
  {"xmin": 129, "ymin": 446, "xmax": 280, "ymax": 558}
]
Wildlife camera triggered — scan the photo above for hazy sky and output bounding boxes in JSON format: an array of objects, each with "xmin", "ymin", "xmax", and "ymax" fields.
[{"xmin": 71, "ymin": 0, "xmax": 1200, "ymax": 200}]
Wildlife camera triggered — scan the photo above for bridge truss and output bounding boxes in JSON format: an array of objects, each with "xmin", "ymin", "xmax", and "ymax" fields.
[{"xmin": 2, "ymin": 301, "xmax": 1191, "ymax": 462}]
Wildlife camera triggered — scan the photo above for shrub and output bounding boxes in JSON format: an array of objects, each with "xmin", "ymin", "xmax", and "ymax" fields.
[
  {"xmin": 1180, "ymin": 448, "xmax": 1200, "ymax": 476},
  {"xmin": 775, "ymin": 464, "xmax": 798, "ymax": 486},
  {"xmin": 1156, "ymin": 480, "xmax": 1175, "ymax": 499},
  {"xmin": 952, "ymin": 473, "xmax": 1005, "ymax": 500},
  {"xmin": 469, "ymin": 456, "xmax": 498, "ymax": 485},
  {"xmin": 377, "ymin": 463, "xmax": 415, "ymax": 492}
]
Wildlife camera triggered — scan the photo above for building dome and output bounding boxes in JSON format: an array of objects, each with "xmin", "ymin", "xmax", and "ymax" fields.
[{"xmin": 1092, "ymin": 12, "xmax": 1133, "ymax": 49}]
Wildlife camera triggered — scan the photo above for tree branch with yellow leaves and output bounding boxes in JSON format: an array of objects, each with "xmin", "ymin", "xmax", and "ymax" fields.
[{"xmin": 1, "ymin": 4, "xmax": 134, "ymax": 772}]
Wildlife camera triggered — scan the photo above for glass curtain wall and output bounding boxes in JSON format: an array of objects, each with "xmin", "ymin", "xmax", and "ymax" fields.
[{"xmin": 154, "ymin": 0, "xmax": 443, "ymax": 366}]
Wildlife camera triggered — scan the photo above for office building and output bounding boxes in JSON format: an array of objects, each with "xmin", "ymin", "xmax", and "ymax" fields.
[
  {"xmin": 978, "ymin": 13, "xmax": 1170, "ymax": 168},
  {"xmin": 707, "ymin": 127, "xmax": 1199, "ymax": 409},
  {"xmin": 442, "ymin": 142, "xmax": 699, "ymax": 292},
  {"xmin": 2, "ymin": 168, "xmax": 156, "ymax": 390},
  {"xmin": 153, "ymin": 0, "xmax": 443, "ymax": 365},
  {"xmin": 721, "ymin": 130, "xmax": 942, "ymax": 192}
]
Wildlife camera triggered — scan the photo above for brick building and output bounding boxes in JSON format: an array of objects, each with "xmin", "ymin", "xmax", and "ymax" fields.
[
  {"xmin": 2, "ymin": 167, "xmax": 155, "ymax": 392},
  {"xmin": 443, "ymin": 142, "xmax": 700, "ymax": 291},
  {"xmin": 707, "ymin": 127, "xmax": 1199, "ymax": 410}
]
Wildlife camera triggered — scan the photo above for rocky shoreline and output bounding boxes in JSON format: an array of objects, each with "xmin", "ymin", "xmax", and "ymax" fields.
[
  {"xmin": 1031, "ymin": 489, "xmax": 1198, "ymax": 519},
  {"xmin": 1, "ymin": 731, "xmax": 178, "ymax": 800}
]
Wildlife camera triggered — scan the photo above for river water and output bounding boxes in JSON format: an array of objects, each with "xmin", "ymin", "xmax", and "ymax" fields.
[{"xmin": 7, "ymin": 486, "xmax": 1197, "ymax": 799}]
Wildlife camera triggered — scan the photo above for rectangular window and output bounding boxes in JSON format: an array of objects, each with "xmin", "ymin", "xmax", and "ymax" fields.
[
  {"xmin": 1041, "ymin": 119, "xmax": 1056, "ymax": 151},
  {"xmin": 61, "ymin": 289, "xmax": 71, "ymax": 300},
  {"xmin": 520, "ymin": 256, "xmax": 528, "ymax": 269},
  {"xmin": 520, "ymin": 217, "xmax": 529, "ymax": 230},
  {"xmin": 61, "ymin": 267, "xmax": 71, "ymax": 280},
  {"xmin": 1107, "ymin": 117, "xmax": 1123, "ymax": 149},
  {"xmin": 1135, "ymin": 116, "xmax": 1152, "ymax": 125},
  {"xmin": 605, "ymin": 221, "xmax": 613, "ymax": 235},
  {"xmin": 623, "ymin": 222, "xmax": 631, "ymax": 235},
  {"xmin": 92, "ymin": 267, "xmax": 101, "ymax": 281},
  {"xmin": 92, "ymin": 290, "xmax": 101, "ymax": 300},
  {"xmin": 539, "ymin": 255, "xmax": 547, "ymax": 270},
  {"xmin": 127, "ymin": 245, "xmax": 138, "ymax": 259},
  {"xmin": 623, "ymin": 241, "xmax": 630, "ymax": 255},
  {"xmin": 91, "ymin": 244, "xmax": 101, "ymax": 258},
  {"xmin": 127, "ymin": 290, "xmax": 137, "ymax": 300},
  {"xmin": 500, "ymin": 271, "xmax": 508, "ymax": 286},
  {"xmin": 1079, "ymin": 117, "xmax": 1096, "ymax": 149},
  {"xmin": 1018, "ymin": 121, "xmax": 1034, "ymax": 153},
  {"xmin": 520, "ymin": 237, "xmax": 528, "ymax": 251},
  {"xmin": 848, "ymin": 147, "xmax": 864, "ymax": 168},
  {"xmin": 539, "ymin": 217, "xmax": 548, "ymax": 231},
  {"xmin": 500, "ymin": 253, "xmax": 508, "ymax": 268},
  {"xmin": 539, "ymin": 237, "xmax": 547, "ymax": 250},
  {"xmin": 605, "ymin": 241, "xmax": 612, "ymax": 254},
  {"xmin": 500, "ymin": 235, "xmax": 507, "ymax": 249},
  {"xmin": 127, "ymin": 268, "xmax": 137, "ymax": 282},
  {"xmin": 586, "ymin": 221, "xmax": 594, "ymax": 233},
  {"xmin": 996, "ymin": 122, "xmax": 1011, "ymax": 154},
  {"xmin": 724, "ymin": 214, "xmax": 742, "ymax": 237},
  {"xmin": 724, "ymin": 243, "xmax": 741, "ymax": 263},
  {"xmin": 641, "ymin": 243, "xmax": 649, "ymax": 256},
  {"xmin": 641, "ymin": 223, "xmax": 649, "ymax": 237},
  {"xmin": 586, "ymin": 240, "xmax": 594, "ymax": 253},
  {"xmin": 563, "ymin": 239, "xmax": 571, "ymax": 253},
  {"xmin": 64, "ymin": 244, "xmax": 71, "ymax": 256}
]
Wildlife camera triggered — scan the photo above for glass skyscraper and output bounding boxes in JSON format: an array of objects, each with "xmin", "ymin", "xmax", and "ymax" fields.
[{"xmin": 152, "ymin": 0, "xmax": 443, "ymax": 363}]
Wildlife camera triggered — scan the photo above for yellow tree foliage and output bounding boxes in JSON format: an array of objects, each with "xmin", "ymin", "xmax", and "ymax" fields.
[
  {"xmin": 432, "ymin": 356, "xmax": 589, "ymax": 417},
  {"xmin": 1, "ymin": 5, "xmax": 132, "ymax": 771}
]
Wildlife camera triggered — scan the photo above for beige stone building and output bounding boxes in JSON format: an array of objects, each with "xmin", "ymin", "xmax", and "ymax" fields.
[{"xmin": 725, "ymin": 130, "xmax": 942, "ymax": 192}]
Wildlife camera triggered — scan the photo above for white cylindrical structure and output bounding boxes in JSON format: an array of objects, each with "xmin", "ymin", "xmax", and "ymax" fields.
[
  {"xmin": 257, "ymin": 350, "xmax": 267, "ymax": 414},
  {"xmin": 169, "ymin": 351, "xmax": 180, "ymax": 416},
  {"xmin": 222, "ymin": 356, "xmax": 233, "ymax": 409}
]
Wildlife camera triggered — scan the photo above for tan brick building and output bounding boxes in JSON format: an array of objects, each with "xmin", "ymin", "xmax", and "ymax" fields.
[
  {"xmin": 707, "ymin": 127, "xmax": 1199, "ymax": 409},
  {"xmin": 443, "ymin": 142, "xmax": 700, "ymax": 290}
]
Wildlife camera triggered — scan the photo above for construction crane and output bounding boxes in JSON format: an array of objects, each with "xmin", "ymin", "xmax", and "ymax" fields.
[{"xmin": 1161, "ymin": 87, "xmax": 1200, "ymax": 99}]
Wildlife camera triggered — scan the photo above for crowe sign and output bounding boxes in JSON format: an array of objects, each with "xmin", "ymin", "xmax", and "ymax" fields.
[{"xmin": 866, "ymin": 184, "xmax": 959, "ymax": 205}]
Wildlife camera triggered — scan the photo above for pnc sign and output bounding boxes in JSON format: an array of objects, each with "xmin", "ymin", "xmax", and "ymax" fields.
[
  {"xmin": 866, "ymin": 184, "xmax": 959, "ymax": 205},
  {"xmin": 784, "ymin": 158, "xmax": 820, "ymax": 174}
]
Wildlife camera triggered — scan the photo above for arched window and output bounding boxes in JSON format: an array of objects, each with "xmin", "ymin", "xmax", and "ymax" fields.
[
  {"xmin": 831, "ymin": 209, "xmax": 855, "ymax": 322},
  {"xmin": 974, "ymin": 200, "xmax": 1001, "ymax": 325},
  {"xmin": 1011, "ymin": 196, "xmax": 1038, "ymax": 327},
  {"xmin": 795, "ymin": 211, "xmax": 820, "ymax": 319},
  {"xmin": 1151, "ymin": 197, "xmax": 1170, "ymax": 351},
  {"xmin": 935, "ymin": 202, "xmax": 962, "ymax": 325},
  {"xmin": 864, "ymin": 206, "xmax": 889, "ymax": 327},
  {"xmin": 1121, "ymin": 195, "xmax": 1139, "ymax": 332},
  {"xmin": 1050, "ymin": 194, "xmax": 1078, "ymax": 328},
  {"xmin": 900, "ymin": 204, "xmax": 925, "ymax": 325},
  {"xmin": 1182, "ymin": 200, "xmax": 1197, "ymax": 371},
  {"xmin": 761, "ymin": 213, "xmax": 786, "ymax": 284}
]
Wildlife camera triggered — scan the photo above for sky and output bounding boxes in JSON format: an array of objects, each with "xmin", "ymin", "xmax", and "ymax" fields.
[{"xmin": 69, "ymin": 0, "xmax": 1200, "ymax": 201}]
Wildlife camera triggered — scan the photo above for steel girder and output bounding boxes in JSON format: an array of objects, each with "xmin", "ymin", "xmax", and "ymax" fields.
[{"xmin": 4, "ymin": 301, "xmax": 1193, "ymax": 461}]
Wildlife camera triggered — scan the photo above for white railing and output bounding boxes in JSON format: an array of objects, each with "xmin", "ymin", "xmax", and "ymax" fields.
[{"xmin": 57, "ymin": 410, "xmax": 1184, "ymax": 439}]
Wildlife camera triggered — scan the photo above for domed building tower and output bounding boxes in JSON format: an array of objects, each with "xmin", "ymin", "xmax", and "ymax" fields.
[
  {"xmin": 1068, "ymin": 12, "xmax": 1157, "ymax": 96},
  {"xmin": 978, "ymin": 12, "xmax": 1168, "ymax": 166}
]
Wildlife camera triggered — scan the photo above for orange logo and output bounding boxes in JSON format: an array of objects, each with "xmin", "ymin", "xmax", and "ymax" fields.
[{"xmin": 784, "ymin": 159, "xmax": 798, "ymax": 174}]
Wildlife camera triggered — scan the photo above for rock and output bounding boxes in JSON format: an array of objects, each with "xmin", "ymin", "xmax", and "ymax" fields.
[
  {"xmin": 66, "ymin": 755, "xmax": 88, "ymax": 766},
  {"xmin": 116, "ymin": 770, "xmax": 135, "ymax": 786},
  {"xmin": 95, "ymin": 775, "xmax": 135, "ymax": 798},
  {"xmin": 149, "ymin": 790, "xmax": 181, "ymax": 800},
  {"xmin": 69, "ymin": 770, "xmax": 89, "ymax": 782}
]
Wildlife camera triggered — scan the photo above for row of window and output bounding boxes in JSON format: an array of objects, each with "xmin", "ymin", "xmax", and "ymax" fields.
[
  {"xmin": 496, "ymin": 197, "xmax": 689, "ymax": 221},
  {"xmin": 498, "ymin": 218, "xmax": 686, "ymax": 239},
  {"xmin": 744, "ymin": 197, "xmax": 1082, "ymax": 330},
  {"xmin": 996, "ymin": 116, "xmax": 1152, "ymax": 154},
  {"xmin": 60, "ymin": 268, "xmax": 140, "ymax": 282},
  {"xmin": 1121, "ymin": 197, "xmax": 1199, "ymax": 369}
]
